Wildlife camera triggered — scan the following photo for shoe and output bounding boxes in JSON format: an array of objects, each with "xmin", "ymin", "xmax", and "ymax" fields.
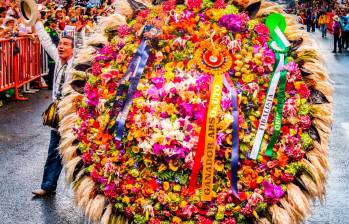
[
  {"xmin": 339, "ymin": 51, "xmax": 342, "ymax": 53},
  {"xmin": 32, "ymin": 189, "xmax": 56, "ymax": 196},
  {"xmin": 332, "ymin": 50, "xmax": 337, "ymax": 53}
]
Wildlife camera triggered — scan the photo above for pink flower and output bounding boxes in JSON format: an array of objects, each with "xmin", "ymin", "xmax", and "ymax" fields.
[
  {"xmin": 117, "ymin": 24, "xmax": 130, "ymax": 37},
  {"xmin": 86, "ymin": 87, "xmax": 99, "ymax": 107},
  {"xmin": 104, "ymin": 182, "xmax": 117, "ymax": 198},
  {"xmin": 102, "ymin": 70, "xmax": 119, "ymax": 84},
  {"xmin": 151, "ymin": 76, "xmax": 166, "ymax": 88},
  {"xmin": 300, "ymin": 116, "xmax": 311, "ymax": 129},
  {"xmin": 92, "ymin": 62, "xmax": 102, "ymax": 75},
  {"xmin": 283, "ymin": 97, "xmax": 298, "ymax": 117},
  {"xmin": 262, "ymin": 48, "xmax": 276, "ymax": 67},
  {"xmin": 286, "ymin": 62, "xmax": 301, "ymax": 82},
  {"xmin": 255, "ymin": 24, "xmax": 270, "ymax": 43},
  {"xmin": 153, "ymin": 144, "xmax": 165, "ymax": 155},
  {"xmin": 222, "ymin": 218, "xmax": 236, "ymax": 224}
]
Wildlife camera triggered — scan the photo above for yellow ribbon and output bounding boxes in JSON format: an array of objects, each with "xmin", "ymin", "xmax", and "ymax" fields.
[{"xmin": 201, "ymin": 74, "xmax": 223, "ymax": 201}]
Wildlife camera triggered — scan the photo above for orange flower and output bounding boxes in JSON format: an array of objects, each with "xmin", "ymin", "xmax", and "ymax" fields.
[{"xmin": 278, "ymin": 152, "xmax": 289, "ymax": 167}]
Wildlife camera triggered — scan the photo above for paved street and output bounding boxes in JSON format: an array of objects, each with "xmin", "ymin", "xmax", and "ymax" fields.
[{"xmin": 0, "ymin": 30, "xmax": 349, "ymax": 224}]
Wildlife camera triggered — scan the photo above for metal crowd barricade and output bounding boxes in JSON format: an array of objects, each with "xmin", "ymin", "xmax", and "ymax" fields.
[
  {"xmin": 0, "ymin": 36, "xmax": 46, "ymax": 100},
  {"xmin": 0, "ymin": 38, "xmax": 16, "ymax": 93}
]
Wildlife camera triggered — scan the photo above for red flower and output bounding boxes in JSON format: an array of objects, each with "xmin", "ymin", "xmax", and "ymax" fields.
[
  {"xmin": 187, "ymin": 0, "xmax": 202, "ymax": 9},
  {"xmin": 298, "ymin": 83, "xmax": 311, "ymax": 98},
  {"xmin": 281, "ymin": 125, "xmax": 290, "ymax": 134}
]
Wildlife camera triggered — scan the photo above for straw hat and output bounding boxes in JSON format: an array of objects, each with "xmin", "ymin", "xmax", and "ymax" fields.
[
  {"xmin": 333, "ymin": 15, "xmax": 339, "ymax": 22},
  {"xmin": 18, "ymin": 0, "xmax": 38, "ymax": 26}
]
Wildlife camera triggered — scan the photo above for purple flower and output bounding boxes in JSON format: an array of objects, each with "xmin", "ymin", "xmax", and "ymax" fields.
[
  {"xmin": 262, "ymin": 181, "xmax": 284, "ymax": 201},
  {"xmin": 219, "ymin": 14, "xmax": 243, "ymax": 33}
]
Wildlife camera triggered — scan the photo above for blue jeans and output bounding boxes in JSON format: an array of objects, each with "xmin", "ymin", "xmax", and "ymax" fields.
[
  {"xmin": 320, "ymin": 24, "xmax": 327, "ymax": 37},
  {"xmin": 41, "ymin": 130, "xmax": 62, "ymax": 191}
]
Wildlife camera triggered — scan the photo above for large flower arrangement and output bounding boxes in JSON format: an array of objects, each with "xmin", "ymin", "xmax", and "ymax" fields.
[{"xmin": 59, "ymin": 0, "xmax": 332, "ymax": 223}]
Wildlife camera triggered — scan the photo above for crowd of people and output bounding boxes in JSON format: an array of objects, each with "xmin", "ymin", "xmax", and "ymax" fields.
[
  {"xmin": 0, "ymin": 0, "xmax": 115, "ymax": 39},
  {"xmin": 295, "ymin": 2, "xmax": 349, "ymax": 54}
]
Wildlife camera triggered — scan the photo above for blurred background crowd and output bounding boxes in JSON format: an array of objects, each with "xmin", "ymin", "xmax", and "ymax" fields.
[{"xmin": 0, "ymin": 0, "xmax": 115, "ymax": 39}]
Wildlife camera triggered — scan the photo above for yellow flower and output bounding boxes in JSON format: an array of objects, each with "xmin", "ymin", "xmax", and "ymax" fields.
[
  {"xmin": 187, "ymin": 60, "xmax": 196, "ymax": 70},
  {"xmin": 257, "ymin": 176, "xmax": 264, "ymax": 184},
  {"xmin": 165, "ymin": 62, "xmax": 175, "ymax": 71},
  {"xmin": 215, "ymin": 161, "xmax": 224, "ymax": 172},
  {"xmin": 158, "ymin": 164, "xmax": 167, "ymax": 172},
  {"xmin": 225, "ymin": 148, "xmax": 232, "ymax": 160},
  {"xmin": 122, "ymin": 196, "xmax": 130, "ymax": 203},
  {"xmin": 144, "ymin": 155, "xmax": 153, "ymax": 164},
  {"xmin": 179, "ymin": 200, "xmax": 187, "ymax": 208},
  {"xmin": 127, "ymin": 134, "xmax": 134, "ymax": 141},
  {"xmin": 173, "ymin": 184, "xmax": 181, "ymax": 192},
  {"xmin": 172, "ymin": 217, "xmax": 182, "ymax": 223},
  {"xmin": 169, "ymin": 159, "xmax": 180, "ymax": 171},
  {"xmin": 176, "ymin": 62, "xmax": 184, "ymax": 71},
  {"xmin": 242, "ymin": 73, "xmax": 255, "ymax": 83},
  {"xmin": 132, "ymin": 146, "xmax": 140, "ymax": 154},
  {"xmin": 165, "ymin": 71, "xmax": 174, "ymax": 82}
]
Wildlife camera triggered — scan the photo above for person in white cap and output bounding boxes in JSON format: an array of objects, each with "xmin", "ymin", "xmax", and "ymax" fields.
[{"xmin": 32, "ymin": 11, "xmax": 75, "ymax": 196}]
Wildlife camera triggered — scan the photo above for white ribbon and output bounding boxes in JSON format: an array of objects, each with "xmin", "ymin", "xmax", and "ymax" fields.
[{"xmin": 249, "ymin": 53, "xmax": 285, "ymax": 160}]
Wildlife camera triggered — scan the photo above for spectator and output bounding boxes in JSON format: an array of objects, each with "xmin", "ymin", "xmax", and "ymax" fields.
[
  {"xmin": 318, "ymin": 12, "xmax": 329, "ymax": 38},
  {"xmin": 311, "ymin": 11, "xmax": 317, "ymax": 32},
  {"xmin": 306, "ymin": 10, "xmax": 313, "ymax": 32},
  {"xmin": 2, "ymin": 16, "xmax": 17, "ymax": 38},
  {"xmin": 333, "ymin": 15, "xmax": 343, "ymax": 53},
  {"xmin": 341, "ymin": 15, "xmax": 349, "ymax": 51},
  {"xmin": 17, "ymin": 17, "xmax": 34, "ymax": 37},
  {"xmin": 0, "ymin": 26, "xmax": 5, "ymax": 39}
]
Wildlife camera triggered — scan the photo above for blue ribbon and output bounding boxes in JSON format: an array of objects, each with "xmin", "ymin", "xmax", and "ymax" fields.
[
  {"xmin": 223, "ymin": 74, "xmax": 239, "ymax": 199},
  {"xmin": 105, "ymin": 40, "xmax": 149, "ymax": 134},
  {"xmin": 115, "ymin": 41, "xmax": 150, "ymax": 141}
]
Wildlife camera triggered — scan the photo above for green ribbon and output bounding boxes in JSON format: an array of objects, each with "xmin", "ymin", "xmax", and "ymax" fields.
[
  {"xmin": 265, "ymin": 55, "xmax": 288, "ymax": 157},
  {"xmin": 265, "ymin": 13, "xmax": 290, "ymax": 157}
]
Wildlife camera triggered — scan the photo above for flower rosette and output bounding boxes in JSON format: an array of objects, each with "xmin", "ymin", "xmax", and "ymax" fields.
[{"xmin": 58, "ymin": 1, "xmax": 332, "ymax": 224}]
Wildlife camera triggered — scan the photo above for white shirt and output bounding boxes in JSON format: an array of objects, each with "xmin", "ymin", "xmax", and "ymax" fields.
[
  {"xmin": 34, "ymin": 22, "xmax": 74, "ymax": 101},
  {"xmin": 18, "ymin": 23, "xmax": 32, "ymax": 34}
]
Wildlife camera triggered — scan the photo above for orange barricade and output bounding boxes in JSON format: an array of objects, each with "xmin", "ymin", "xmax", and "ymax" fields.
[{"xmin": 0, "ymin": 36, "xmax": 44, "ymax": 100}]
